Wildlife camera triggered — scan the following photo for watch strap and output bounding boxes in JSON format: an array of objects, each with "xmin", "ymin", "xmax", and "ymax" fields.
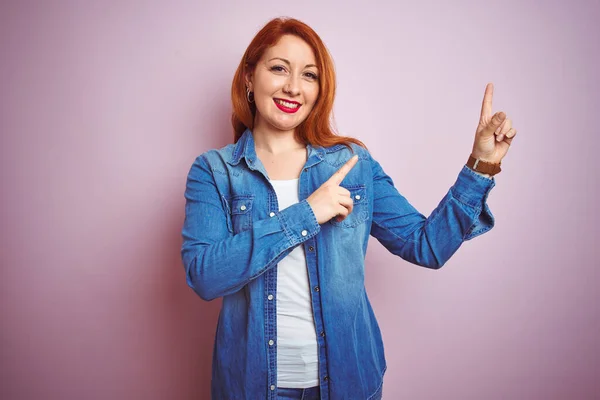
[{"xmin": 466, "ymin": 154, "xmax": 501, "ymax": 176}]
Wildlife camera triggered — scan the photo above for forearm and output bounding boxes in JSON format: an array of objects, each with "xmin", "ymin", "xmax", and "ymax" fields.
[
  {"xmin": 370, "ymin": 161, "xmax": 496, "ymax": 269},
  {"xmin": 182, "ymin": 199, "xmax": 319, "ymax": 301}
]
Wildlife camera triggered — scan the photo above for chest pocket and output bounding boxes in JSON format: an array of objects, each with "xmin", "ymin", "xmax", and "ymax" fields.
[
  {"xmin": 329, "ymin": 184, "xmax": 369, "ymax": 228},
  {"xmin": 230, "ymin": 195, "xmax": 254, "ymax": 234}
]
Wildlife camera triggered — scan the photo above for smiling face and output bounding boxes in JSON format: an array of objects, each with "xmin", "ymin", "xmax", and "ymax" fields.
[{"xmin": 245, "ymin": 34, "xmax": 320, "ymax": 135}]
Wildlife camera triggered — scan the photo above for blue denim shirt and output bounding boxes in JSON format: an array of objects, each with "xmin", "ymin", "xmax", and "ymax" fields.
[{"xmin": 181, "ymin": 128, "xmax": 496, "ymax": 400}]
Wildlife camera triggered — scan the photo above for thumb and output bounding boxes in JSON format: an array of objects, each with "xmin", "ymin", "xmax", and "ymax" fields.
[{"xmin": 482, "ymin": 111, "xmax": 506, "ymax": 138}]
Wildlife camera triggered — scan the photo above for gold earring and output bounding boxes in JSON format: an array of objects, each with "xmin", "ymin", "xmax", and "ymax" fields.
[{"xmin": 246, "ymin": 87, "xmax": 254, "ymax": 103}]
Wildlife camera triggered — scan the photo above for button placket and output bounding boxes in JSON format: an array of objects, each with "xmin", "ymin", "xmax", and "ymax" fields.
[{"xmin": 264, "ymin": 188, "xmax": 279, "ymax": 399}]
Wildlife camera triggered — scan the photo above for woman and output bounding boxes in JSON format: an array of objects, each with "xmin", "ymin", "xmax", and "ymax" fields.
[{"xmin": 181, "ymin": 17, "xmax": 516, "ymax": 400}]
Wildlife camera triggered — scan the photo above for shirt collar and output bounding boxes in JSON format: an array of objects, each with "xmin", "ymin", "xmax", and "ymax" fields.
[{"xmin": 228, "ymin": 127, "xmax": 334, "ymax": 167}]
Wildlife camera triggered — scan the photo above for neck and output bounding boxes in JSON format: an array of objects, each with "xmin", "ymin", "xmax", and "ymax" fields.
[{"xmin": 253, "ymin": 118, "xmax": 305, "ymax": 155}]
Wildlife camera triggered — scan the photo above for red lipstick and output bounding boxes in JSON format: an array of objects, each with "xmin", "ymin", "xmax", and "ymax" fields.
[{"xmin": 273, "ymin": 98, "xmax": 301, "ymax": 114}]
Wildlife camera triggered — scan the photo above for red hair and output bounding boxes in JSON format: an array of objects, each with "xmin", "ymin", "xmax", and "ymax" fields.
[{"xmin": 230, "ymin": 17, "xmax": 366, "ymax": 150}]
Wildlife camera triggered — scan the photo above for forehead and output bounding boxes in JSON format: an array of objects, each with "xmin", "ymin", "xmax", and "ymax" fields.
[{"xmin": 262, "ymin": 35, "xmax": 316, "ymax": 65}]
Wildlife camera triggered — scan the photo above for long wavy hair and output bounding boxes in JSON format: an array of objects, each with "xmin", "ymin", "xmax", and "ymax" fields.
[{"xmin": 230, "ymin": 17, "xmax": 366, "ymax": 150}]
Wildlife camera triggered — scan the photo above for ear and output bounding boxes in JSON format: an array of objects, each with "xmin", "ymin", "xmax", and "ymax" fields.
[{"xmin": 244, "ymin": 67, "xmax": 253, "ymax": 91}]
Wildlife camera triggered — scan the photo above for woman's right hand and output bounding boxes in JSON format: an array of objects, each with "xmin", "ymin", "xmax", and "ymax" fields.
[{"xmin": 306, "ymin": 154, "xmax": 359, "ymax": 225}]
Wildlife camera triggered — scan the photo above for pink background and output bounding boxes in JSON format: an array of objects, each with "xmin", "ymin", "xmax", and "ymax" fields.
[{"xmin": 2, "ymin": 1, "xmax": 599, "ymax": 399}]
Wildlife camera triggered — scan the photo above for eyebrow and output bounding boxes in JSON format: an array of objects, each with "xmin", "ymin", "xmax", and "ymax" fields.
[{"xmin": 268, "ymin": 57, "xmax": 317, "ymax": 69}]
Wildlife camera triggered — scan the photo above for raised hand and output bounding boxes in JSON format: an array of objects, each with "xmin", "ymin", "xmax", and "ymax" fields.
[
  {"xmin": 307, "ymin": 154, "xmax": 358, "ymax": 224},
  {"xmin": 471, "ymin": 83, "xmax": 517, "ymax": 164}
]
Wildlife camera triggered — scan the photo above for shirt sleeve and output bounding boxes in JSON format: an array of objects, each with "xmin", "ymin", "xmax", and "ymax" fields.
[
  {"xmin": 368, "ymin": 151, "xmax": 496, "ymax": 269},
  {"xmin": 181, "ymin": 154, "xmax": 320, "ymax": 301}
]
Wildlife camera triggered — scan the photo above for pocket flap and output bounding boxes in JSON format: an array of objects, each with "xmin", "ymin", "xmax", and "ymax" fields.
[
  {"xmin": 345, "ymin": 185, "xmax": 366, "ymax": 204},
  {"xmin": 231, "ymin": 195, "xmax": 254, "ymax": 215}
]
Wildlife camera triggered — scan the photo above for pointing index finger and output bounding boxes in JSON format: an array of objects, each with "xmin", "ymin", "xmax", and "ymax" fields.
[
  {"xmin": 328, "ymin": 154, "xmax": 359, "ymax": 186},
  {"xmin": 480, "ymin": 83, "xmax": 494, "ymax": 120}
]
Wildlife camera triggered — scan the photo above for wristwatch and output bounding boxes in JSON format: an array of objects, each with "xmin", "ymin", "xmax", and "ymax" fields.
[{"xmin": 466, "ymin": 154, "xmax": 501, "ymax": 176}]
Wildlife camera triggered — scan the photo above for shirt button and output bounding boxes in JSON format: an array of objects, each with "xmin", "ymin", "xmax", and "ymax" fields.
[
  {"xmin": 320, "ymin": 331, "xmax": 325, "ymax": 337},
  {"xmin": 301, "ymin": 230, "xmax": 308, "ymax": 236},
  {"xmin": 240, "ymin": 205, "xmax": 246, "ymax": 211},
  {"xmin": 314, "ymin": 286, "xmax": 320, "ymax": 292},
  {"xmin": 268, "ymin": 339, "xmax": 274, "ymax": 346},
  {"xmin": 267, "ymin": 294, "xmax": 274, "ymax": 300},
  {"xmin": 309, "ymin": 246, "xmax": 314, "ymax": 252},
  {"xmin": 269, "ymin": 212, "xmax": 275, "ymax": 217},
  {"xmin": 323, "ymin": 376, "xmax": 329, "ymax": 382},
  {"xmin": 355, "ymin": 194, "xmax": 361, "ymax": 200},
  {"xmin": 270, "ymin": 385, "xmax": 275, "ymax": 391},
  {"xmin": 304, "ymin": 168, "xmax": 308, "ymax": 172}
]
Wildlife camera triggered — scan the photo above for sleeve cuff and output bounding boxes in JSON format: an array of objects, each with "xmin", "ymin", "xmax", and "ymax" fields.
[
  {"xmin": 450, "ymin": 165, "xmax": 496, "ymax": 210},
  {"xmin": 451, "ymin": 165, "xmax": 496, "ymax": 240},
  {"xmin": 276, "ymin": 199, "xmax": 321, "ymax": 245}
]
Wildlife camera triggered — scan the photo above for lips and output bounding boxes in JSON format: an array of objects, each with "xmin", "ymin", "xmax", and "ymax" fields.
[{"xmin": 273, "ymin": 98, "xmax": 301, "ymax": 114}]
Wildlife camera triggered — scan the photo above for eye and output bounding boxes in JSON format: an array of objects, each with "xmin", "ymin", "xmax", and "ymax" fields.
[
  {"xmin": 305, "ymin": 72, "xmax": 318, "ymax": 80},
  {"xmin": 270, "ymin": 65, "xmax": 286, "ymax": 73}
]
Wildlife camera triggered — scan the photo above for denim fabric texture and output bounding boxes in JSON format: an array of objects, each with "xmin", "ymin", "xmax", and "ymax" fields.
[
  {"xmin": 277, "ymin": 386, "xmax": 321, "ymax": 400},
  {"xmin": 181, "ymin": 128, "xmax": 496, "ymax": 399}
]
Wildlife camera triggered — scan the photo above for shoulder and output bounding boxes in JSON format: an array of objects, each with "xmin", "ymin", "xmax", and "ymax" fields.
[
  {"xmin": 320, "ymin": 141, "xmax": 373, "ymax": 166},
  {"xmin": 200, "ymin": 143, "xmax": 236, "ymax": 164},
  {"xmin": 189, "ymin": 143, "xmax": 237, "ymax": 173}
]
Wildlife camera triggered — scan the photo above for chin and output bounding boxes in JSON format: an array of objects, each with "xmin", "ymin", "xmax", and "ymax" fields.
[{"xmin": 268, "ymin": 116, "xmax": 305, "ymax": 132}]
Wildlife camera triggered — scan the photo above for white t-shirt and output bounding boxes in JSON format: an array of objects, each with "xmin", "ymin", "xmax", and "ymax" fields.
[{"xmin": 269, "ymin": 178, "xmax": 319, "ymax": 388}]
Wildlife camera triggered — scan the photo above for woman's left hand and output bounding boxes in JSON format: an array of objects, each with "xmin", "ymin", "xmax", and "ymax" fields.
[{"xmin": 470, "ymin": 83, "xmax": 517, "ymax": 164}]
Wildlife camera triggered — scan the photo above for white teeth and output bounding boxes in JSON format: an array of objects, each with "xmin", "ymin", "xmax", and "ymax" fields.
[{"xmin": 275, "ymin": 99, "xmax": 300, "ymax": 108}]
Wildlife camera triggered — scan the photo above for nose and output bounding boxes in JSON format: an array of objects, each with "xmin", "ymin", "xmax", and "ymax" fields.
[{"xmin": 283, "ymin": 75, "xmax": 301, "ymax": 96}]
